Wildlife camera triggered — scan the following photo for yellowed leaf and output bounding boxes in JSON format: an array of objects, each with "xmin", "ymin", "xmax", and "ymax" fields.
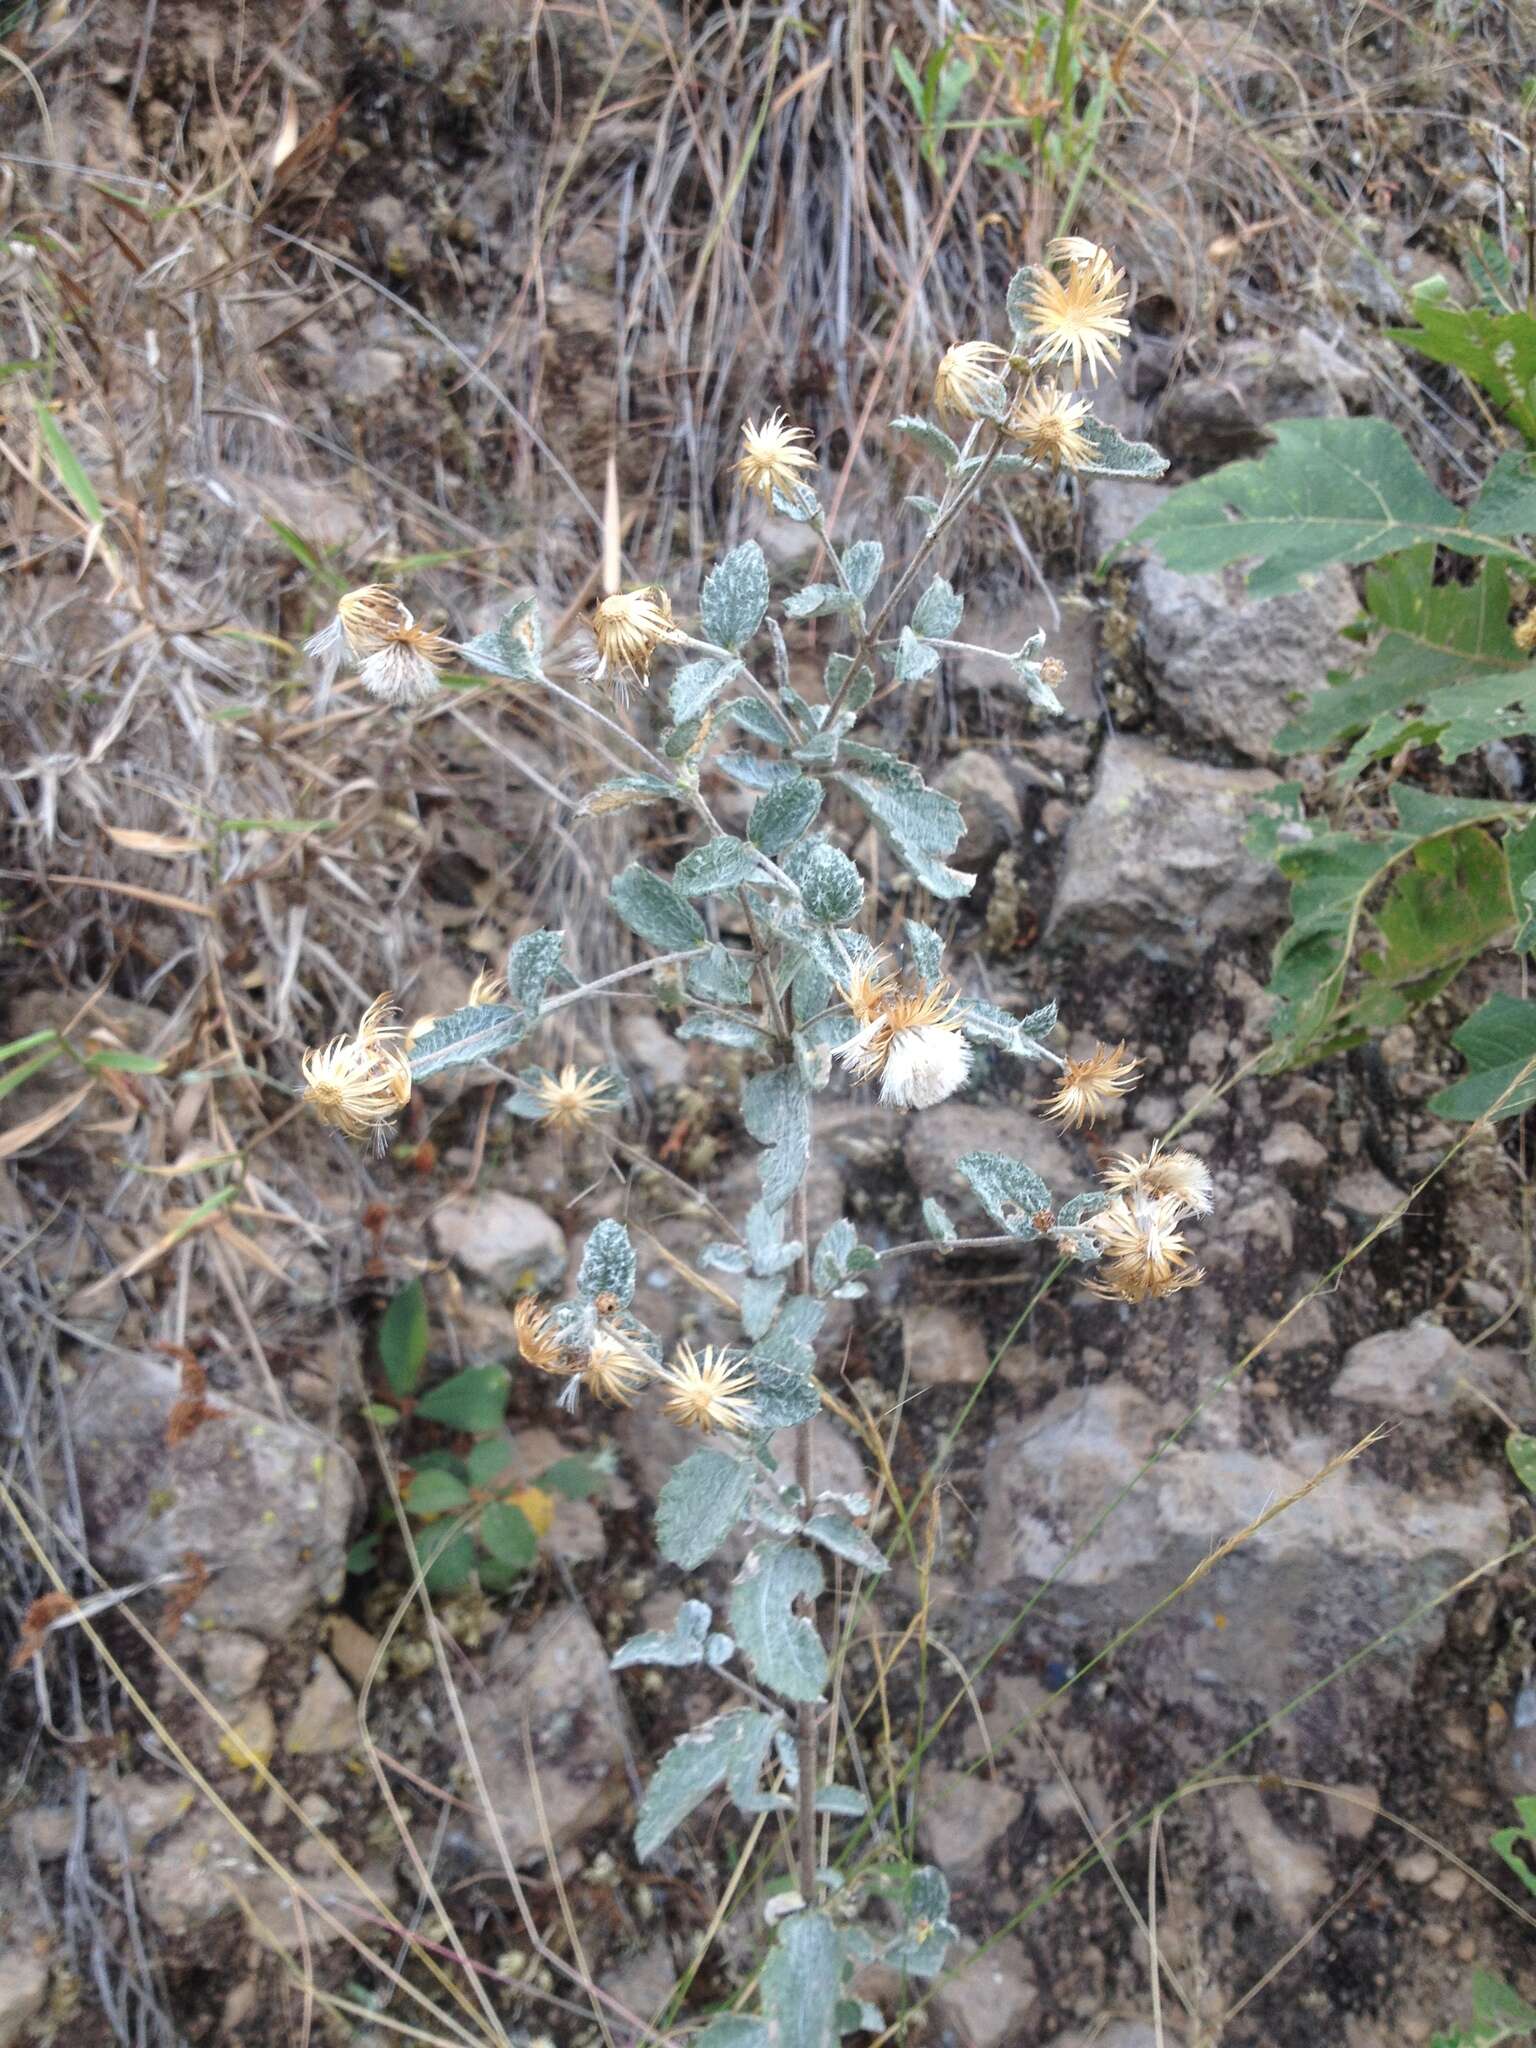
[
  {"xmin": 0, "ymin": 1081, "xmax": 93, "ymax": 1161},
  {"xmin": 105, "ymin": 827, "xmax": 204, "ymax": 857}
]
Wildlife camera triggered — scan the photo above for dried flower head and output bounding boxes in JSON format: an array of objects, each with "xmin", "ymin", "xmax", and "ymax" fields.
[
  {"xmin": 1515, "ymin": 607, "xmax": 1536, "ymax": 654},
  {"xmin": 578, "ymin": 1330, "xmax": 651, "ymax": 1407},
  {"xmin": 658, "ymin": 1343, "xmax": 756, "ymax": 1434},
  {"xmin": 304, "ymin": 584, "xmax": 413, "ymax": 696},
  {"xmin": 1007, "ymin": 381, "xmax": 1095, "ymax": 471},
  {"xmin": 735, "ymin": 412, "xmax": 817, "ymax": 502},
  {"xmin": 1086, "ymin": 1193, "xmax": 1204, "ymax": 1304},
  {"xmin": 1040, "ymin": 1042, "xmax": 1140, "ymax": 1129},
  {"xmin": 1046, "ymin": 235, "xmax": 1117, "ymax": 276},
  {"xmin": 357, "ymin": 622, "xmax": 454, "ymax": 708},
  {"xmin": 528, "ymin": 1064, "xmax": 620, "ymax": 1134},
  {"xmin": 590, "ymin": 587, "xmax": 676, "ymax": 700},
  {"xmin": 1101, "ymin": 1142, "xmax": 1214, "ymax": 1217},
  {"xmin": 934, "ymin": 341, "xmax": 1009, "ymax": 422},
  {"xmin": 514, "ymin": 1295, "xmax": 568, "ymax": 1375},
  {"xmin": 1017, "ymin": 246, "xmax": 1129, "ymax": 385},
  {"xmin": 836, "ymin": 972, "xmax": 973, "ymax": 1111},
  {"xmin": 301, "ymin": 995, "xmax": 413, "ymax": 1147},
  {"xmin": 467, "ymin": 967, "xmax": 509, "ymax": 1007}
]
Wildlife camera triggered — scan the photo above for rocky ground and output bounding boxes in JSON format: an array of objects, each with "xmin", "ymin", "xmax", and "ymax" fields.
[{"xmin": 3, "ymin": 4, "xmax": 1535, "ymax": 2046}]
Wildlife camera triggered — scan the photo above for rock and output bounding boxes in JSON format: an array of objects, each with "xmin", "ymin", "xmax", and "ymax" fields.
[
  {"xmin": 431, "ymin": 1189, "xmax": 567, "ymax": 1294},
  {"xmin": 336, "ymin": 347, "xmax": 408, "ymax": 402},
  {"xmin": 141, "ymin": 1807, "xmax": 393, "ymax": 1947},
  {"xmin": 1084, "ymin": 478, "xmax": 1165, "ymax": 564},
  {"xmin": 917, "ymin": 1767, "xmax": 1025, "ymax": 1871},
  {"xmin": 1323, "ymin": 1782, "xmax": 1381, "ymax": 1841},
  {"xmin": 1333, "ymin": 1165, "xmax": 1406, "ymax": 1218},
  {"xmin": 902, "ymin": 1102, "xmax": 1084, "ymax": 1219},
  {"xmin": 617, "ymin": 1011, "xmax": 691, "ymax": 1092},
  {"xmin": 1045, "ymin": 2024, "xmax": 1158, "ymax": 2048},
  {"xmin": 1155, "ymin": 328, "xmax": 1370, "ymax": 464},
  {"xmin": 1260, "ymin": 1122, "xmax": 1330, "ymax": 1178},
  {"xmin": 1395, "ymin": 1848, "xmax": 1439, "ymax": 1886},
  {"xmin": 1135, "ymin": 551, "xmax": 1357, "ymax": 761},
  {"xmin": 1226, "ymin": 1785, "xmax": 1331, "ymax": 1922},
  {"xmin": 938, "ymin": 751, "xmax": 1024, "ymax": 864},
  {"xmin": 92, "ymin": 1775, "xmax": 194, "ymax": 1860},
  {"xmin": 198, "ymin": 1631, "xmax": 268, "ymax": 1702},
  {"xmin": 1047, "ymin": 739, "xmax": 1286, "ymax": 962},
  {"xmin": 219, "ymin": 1697, "xmax": 277, "ymax": 1772},
  {"xmin": 976, "ymin": 1379, "xmax": 1509, "ymax": 1759},
  {"xmin": 459, "ymin": 1606, "xmax": 627, "ymax": 1863},
  {"xmin": 0, "ymin": 1946, "xmax": 48, "ymax": 2048},
  {"xmin": 902, "ymin": 1303, "xmax": 992, "ymax": 1386},
  {"xmin": 934, "ymin": 1936, "xmax": 1037, "ymax": 2048},
  {"xmin": 69, "ymin": 1353, "xmax": 360, "ymax": 1640},
  {"xmin": 1333, "ymin": 1318, "xmax": 1524, "ymax": 1420},
  {"xmin": 602, "ymin": 1939, "xmax": 676, "ymax": 2023},
  {"xmin": 327, "ymin": 1616, "xmax": 384, "ymax": 1691},
  {"xmin": 284, "ymin": 1655, "xmax": 356, "ymax": 1756}
]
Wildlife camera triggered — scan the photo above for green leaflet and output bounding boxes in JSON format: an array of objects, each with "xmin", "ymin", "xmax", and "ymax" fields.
[
  {"xmin": 1129, "ymin": 417, "xmax": 1536, "ymax": 597},
  {"xmin": 1426, "ymin": 994, "xmax": 1536, "ymax": 1122},
  {"xmin": 1389, "ymin": 288, "xmax": 1536, "ymax": 444}
]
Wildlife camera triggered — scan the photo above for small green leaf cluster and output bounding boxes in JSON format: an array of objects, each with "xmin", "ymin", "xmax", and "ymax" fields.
[
  {"xmin": 1132, "ymin": 281, "xmax": 1536, "ymax": 1107},
  {"xmin": 349, "ymin": 1278, "xmax": 609, "ymax": 1595}
]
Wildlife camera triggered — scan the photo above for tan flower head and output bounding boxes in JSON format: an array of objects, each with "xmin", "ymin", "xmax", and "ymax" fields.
[
  {"xmin": 1007, "ymin": 381, "xmax": 1095, "ymax": 471},
  {"xmin": 1040, "ymin": 1042, "xmax": 1140, "ymax": 1129},
  {"xmin": 835, "ymin": 970, "xmax": 972, "ymax": 1111},
  {"xmin": 590, "ymin": 587, "xmax": 676, "ymax": 700},
  {"xmin": 301, "ymin": 994, "xmax": 412, "ymax": 1148},
  {"xmin": 1046, "ymin": 235, "xmax": 1116, "ymax": 276},
  {"xmin": 358, "ymin": 623, "xmax": 453, "ymax": 708},
  {"xmin": 934, "ymin": 341, "xmax": 1009, "ymax": 422},
  {"xmin": 1086, "ymin": 1193, "xmax": 1204, "ymax": 1304},
  {"xmin": 658, "ymin": 1343, "xmax": 756, "ymax": 1433},
  {"xmin": 580, "ymin": 1330, "xmax": 651, "ymax": 1407},
  {"xmin": 467, "ymin": 967, "xmax": 509, "ymax": 1007},
  {"xmin": 514, "ymin": 1295, "xmax": 568, "ymax": 1375},
  {"xmin": 1017, "ymin": 248, "xmax": 1129, "ymax": 385},
  {"xmin": 303, "ymin": 584, "xmax": 413, "ymax": 698},
  {"xmin": 529, "ymin": 1064, "xmax": 621, "ymax": 1134},
  {"xmin": 735, "ymin": 412, "xmax": 817, "ymax": 502},
  {"xmin": 1101, "ymin": 1142, "xmax": 1214, "ymax": 1217}
]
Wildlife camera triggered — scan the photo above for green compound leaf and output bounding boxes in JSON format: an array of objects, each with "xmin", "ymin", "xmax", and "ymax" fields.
[
  {"xmin": 957, "ymin": 1151, "xmax": 1054, "ymax": 1238},
  {"xmin": 676, "ymin": 835, "xmax": 762, "ymax": 896},
  {"xmin": 634, "ymin": 1708, "xmax": 782, "ymax": 1861},
  {"xmin": 1390, "ymin": 289, "xmax": 1536, "ymax": 442},
  {"xmin": 750, "ymin": 774, "xmax": 825, "ymax": 856},
  {"xmin": 784, "ymin": 838, "xmax": 863, "ymax": 924},
  {"xmin": 761, "ymin": 1912, "xmax": 843, "ymax": 2048},
  {"xmin": 1129, "ymin": 417, "xmax": 1536, "ymax": 598},
  {"xmin": 414, "ymin": 1365, "xmax": 510, "ymax": 1433},
  {"xmin": 577, "ymin": 1219, "xmax": 635, "ymax": 1307},
  {"xmin": 701, "ymin": 541, "xmax": 770, "ymax": 649},
  {"xmin": 657, "ymin": 1448, "xmax": 755, "ymax": 1569},
  {"xmin": 1427, "ymin": 994, "xmax": 1536, "ymax": 1122},
  {"xmin": 729, "ymin": 1540, "xmax": 827, "ymax": 1702},
  {"xmin": 378, "ymin": 1278, "xmax": 429, "ymax": 1397},
  {"xmin": 610, "ymin": 864, "xmax": 709, "ymax": 951},
  {"xmin": 406, "ymin": 1003, "xmax": 528, "ymax": 1079},
  {"xmin": 479, "ymin": 1500, "xmax": 537, "ymax": 1571}
]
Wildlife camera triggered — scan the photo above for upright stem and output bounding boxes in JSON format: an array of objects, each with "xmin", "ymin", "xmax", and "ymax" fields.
[{"xmin": 792, "ymin": 1181, "xmax": 819, "ymax": 1902}]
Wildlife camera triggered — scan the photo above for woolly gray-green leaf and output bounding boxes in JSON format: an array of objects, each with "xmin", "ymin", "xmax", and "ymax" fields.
[
  {"xmin": 921, "ymin": 1197, "xmax": 957, "ymax": 1243},
  {"xmin": 742, "ymin": 1065, "xmax": 812, "ymax": 1208},
  {"xmin": 634, "ymin": 1709, "xmax": 780, "ymax": 1861},
  {"xmin": 729, "ymin": 698, "xmax": 796, "ymax": 746},
  {"xmin": 904, "ymin": 919, "xmax": 943, "ymax": 988},
  {"xmin": 731, "ymin": 1541, "xmax": 827, "ymax": 1701},
  {"xmin": 911, "ymin": 576, "xmax": 963, "ymax": 639},
  {"xmin": 784, "ymin": 839, "xmax": 864, "ymax": 924},
  {"xmin": 890, "ymin": 414, "xmax": 962, "ymax": 469},
  {"xmin": 577, "ymin": 1219, "xmax": 635, "ymax": 1307},
  {"xmin": 762, "ymin": 1912, "xmax": 843, "ymax": 2048},
  {"xmin": 610, "ymin": 864, "xmax": 709, "ymax": 950},
  {"xmin": 612, "ymin": 1598, "xmax": 715, "ymax": 1670},
  {"xmin": 676, "ymin": 1013, "xmax": 775, "ymax": 1050},
  {"xmin": 890, "ymin": 626, "xmax": 940, "ymax": 682},
  {"xmin": 884, "ymin": 1866, "xmax": 959, "ymax": 1979},
  {"xmin": 671, "ymin": 658, "xmax": 736, "ymax": 725},
  {"xmin": 841, "ymin": 540, "xmax": 884, "ymax": 601},
  {"xmin": 702, "ymin": 541, "xmax": 770, "ymax": 649},
  {"xmin": 785, "ymin": 582, "xmax": 858, "ymax": 621},
  {"xmin": 657, "ymin": 1449, "xmax": 755, "ymax": 1569},
  {"xmin": 676, "ymin": 835, "xmax": 761, "ymax": 896},
  {"xmin": 804, "ymin": 1508, "xmax": 887, "ymax": 1576},
  {"xmin": 815, "ymin": 1784, "xmax": 869, "ymax": 1817},
  {"xmin": 957, "ymin": 1150, "xmax": 1053, "ymax": 1238},
  {"xmin": 1076, "ymin": 416, "xmax": 1169, "ymax": 480},
  {"xmin": 811, "ymin": 1218, "xmax": 858, "ymax": 1295},
  {"xmin": 506, "ymin": 928, "xmax": 564, "ymax": 1015},
  {"xmin": 960, "ymin": 996, "xmax": 1054, "ymax": 1059},
  {"xmin": 405, "ymin": 1003, "xmax": 528, "ymax": 1079},
  {"xmin": 687, "ymin": 942, "xmax": 755, "ymax": 1003},
  {"xmin": 750, "ymin": 775, "xmax": 825, "ymax": 856}
]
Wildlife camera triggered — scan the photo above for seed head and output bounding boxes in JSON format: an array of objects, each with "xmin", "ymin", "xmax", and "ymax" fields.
[
  {"xmin": 1040, "ymin": 1042, "xmax": 1140, "ymax": 1129},
  {"xmin": 580, "ymin": 1330, "xmax": 651, "ymax": 1407},
  {"xmin": 1017, "ymin": 245, "xmax": 1129, "ymax": 385},
  {"xmin": 1101, "ymin": 1142, "xmax": 1214, "ymax": 1217},
  {"xmin": 658, "ymin": 1343, "xmax": 756, "ymax": 1434},
  {"xmin": 301, "ymin": 995, "xmax": 412, "ymax": 1148},
  {"xmin": 933, "ymin": 341, "xmax": 1010, "ymax": 422},
  {"xmin": 734, "ymin": 411, "xmax": 817, "ymax": 503},
  {"xmin": 1007, "ymin": 381, "xmax": 1095, "ymax": 471},
  {"xmin": 513, "ymin": 1295, "xmax": 568, "ymax": 1375},
  {"xmin": 1085, "ymin": 1193, "xmax": 1204, "ymax": 1304},
  {"xmin": 836, "ymin": 973, "xmax": 973, "ymax": 1111},
  {"xmin": 303, "ymin": 584, "xmax": 414, "ymax": 699},
  {"xmin": 590, "ymin": 587, "xmax": 676, "ymax": 700},
  {"xmin": 357, "ymin": 623, "xmax": 454, "ymax": 708},
  {"xmin": 528, "ymin": 1064, "xmax": 621, "ymax": 1134}
]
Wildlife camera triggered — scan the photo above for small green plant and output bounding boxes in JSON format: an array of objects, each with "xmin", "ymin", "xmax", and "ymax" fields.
[
  {"xmin": 350, "ymin": 1276, "xmax": 609, "ymax": 1594},
  {"xmin": 1434, "ymin": 1971, "xmax": 1536, "ymax": 2048},
  {"xmin": 1131, "ymin": 275, "xmax": 1536, "ymax": 1116}
]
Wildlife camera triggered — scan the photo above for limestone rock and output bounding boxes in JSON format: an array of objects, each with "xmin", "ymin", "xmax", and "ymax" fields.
[
  {"xmin": 198, "ymin": 1631, "xmax": 268, "ymax": 1703},
  {"xmin": 141, "ymin": 1807, "xmax": 393, "ymax": 1948},
  {"xmin": 459, "ymin": 1606, "xmax": 627, "ymax": 1863},
  {"xmin": 902, "ymin": 1102, "xmax": 1084, "ymax": 1221},
  {"xmin": 70, "ymin": 1354, "xmax": 360, "ymax": 1639},
  {"xmin": 92, "ymin": 1775, "xmax": 195, "ymax": 1860},
  {"xmin": 431, "ymin": 1189, "xmax": 567, "ymax": 1293},
  {"xmin": 1333, "ymin": 1318, "xmax": 1525, "ymax": 1419},
  {"xmin": 1136, "ymin": 555, "xmax": 1358, "ymax": 760},
  {"xmin": 902, "ymin": 1303, "xmax": 992, "ymax": 1386},
  {"xmin": 1260, "ymin": 1122, "xmax": 1330, "ymax": 1178},
  {"xmin": 284, "ymin": 1655, "xmax": 357, "ymax": 1756},
  {"xmin": 976, "ymin": 1379, "xmax": 1508, "ymax": 1758},
  {"xmin": 1155, "ymin": 327, "xmax": 1370, "ymax": 465},
  {"xmin": 1046, "ymin": 738, "xmax": 1286, "ymax": 962},
  {"xmin": 917, "ymin": 1767, "xmax": 1025, "ymax": 1871},
  {"xmin": 934, "ymin": 1936, "xmax": 1037, "ymax": 2048},
  {"xmin": 938, "ymin": 751, "xmax": 1024, "ymax": 864}
]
